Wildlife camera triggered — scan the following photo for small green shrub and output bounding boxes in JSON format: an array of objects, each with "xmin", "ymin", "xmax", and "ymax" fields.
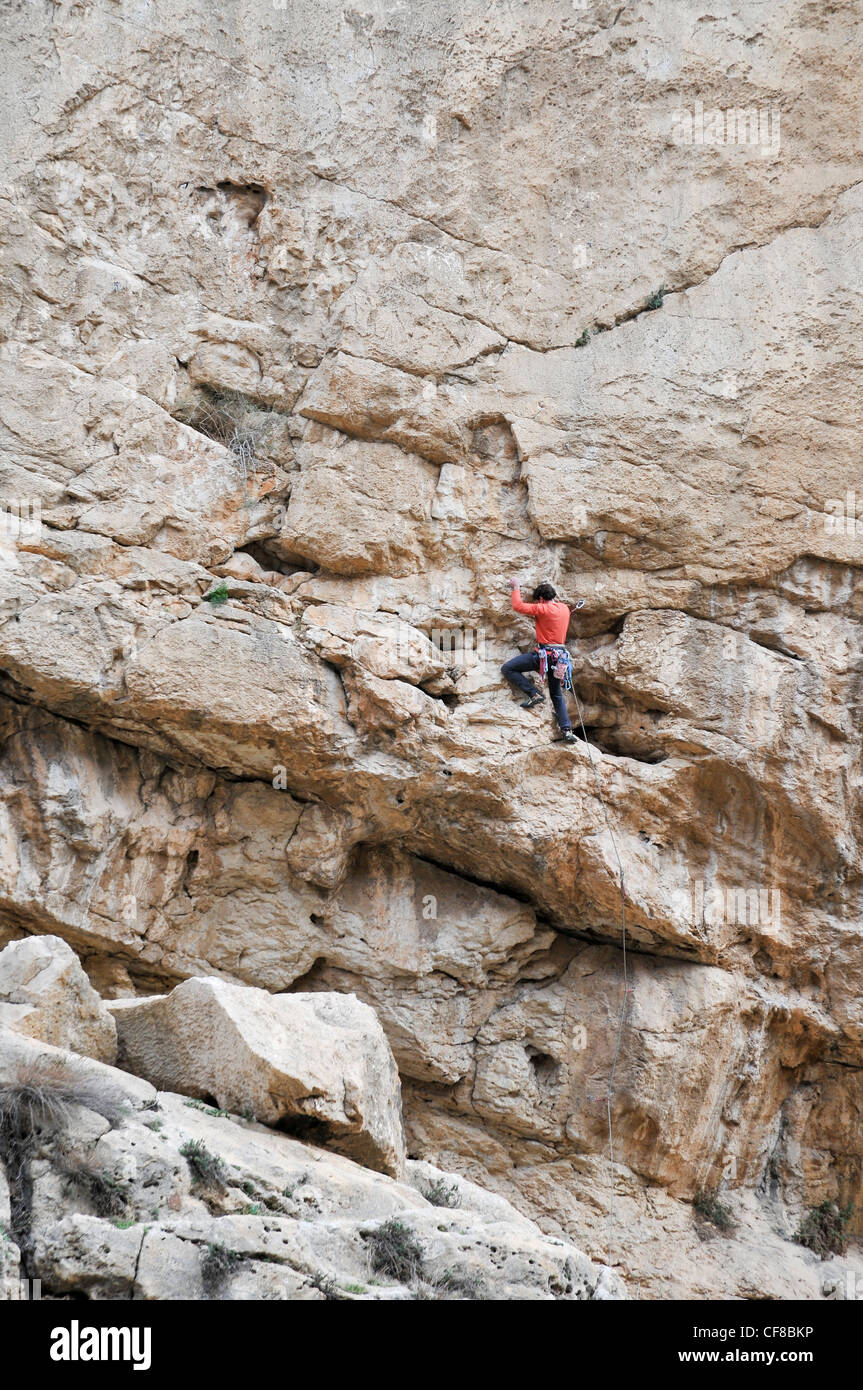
[
  {"xmin": 204, "ymin": 581, "xmax": 229, "ymax": 606},
  {"xmin": 63, "ymin": 1163, "xmax": 131, "ymax": 1218},
  {"xmin": 180, "ymin": 1139, "xmax": 228, "ymax": 1191},
  {"xmin": 575, "ymin": 328, "xmax": 590, "ymax": 348},
  {"xmin": 362, "ymin": 1219, "xmax": 425, "ymax": 1283},
  {"xmin": 201, "ymin": 1241, "xmax": 244, "ymax": 1298},
  {"xmin": 423, "ymin": 1178, "xmax": 461, "ymax": 1209},
  {"xmin": 644, "ymin": 284, "xmax": 666, "ymax": 311},
  {"xmin": 693, "ymin": 1189, "xmax": 736, "ymax": 1233},
  {"xmin": 184, "ymin": 1100, "xmax": 230, "ymax": 1119},
  {"xmin": 794, "ymin": 1201, "xmax": 853, "ymax": 1259},
  {"xmin": 309, "ymin": 1272, "xmax": 349, "ymax": 1300}
]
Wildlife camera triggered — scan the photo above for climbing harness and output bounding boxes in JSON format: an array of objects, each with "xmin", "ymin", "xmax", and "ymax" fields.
[
  {"xmin": 535, "ymin": 643, "xmax": 573, "ymax": 690},
  {"xmin": 569, "ymin": 638, "xmax": 630, "ymax": 1272}
]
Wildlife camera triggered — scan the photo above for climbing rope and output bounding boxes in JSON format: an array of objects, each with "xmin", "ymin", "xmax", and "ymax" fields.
[{"xmin": 569, "ymin": 682, "xmax": 630, "ymax": 1271}]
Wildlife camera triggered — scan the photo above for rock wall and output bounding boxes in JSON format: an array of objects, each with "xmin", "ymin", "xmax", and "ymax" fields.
[
  {"xmin": 1, "ymin": 0, "xmax": 862, "ymax": 1298},
  {"xmin": 0, "ymin": 979, "xmax": 623, "ymax": 1301}
]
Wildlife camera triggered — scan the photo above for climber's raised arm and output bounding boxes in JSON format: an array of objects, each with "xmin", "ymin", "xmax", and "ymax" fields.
[{"xmin": 510, "ymin": 579, "xmax": 542, "ymax": 616}]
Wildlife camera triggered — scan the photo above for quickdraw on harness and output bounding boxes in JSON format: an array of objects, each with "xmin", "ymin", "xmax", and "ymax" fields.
[{"xmin": 535, "ymin": 643, "xmax": 573, "ymax": 691}]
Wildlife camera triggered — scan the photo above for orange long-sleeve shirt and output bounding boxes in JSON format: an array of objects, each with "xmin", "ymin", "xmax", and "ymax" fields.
[{"xmin": 511, "ymin": 587, "xmax": 571, "ymax": 645}]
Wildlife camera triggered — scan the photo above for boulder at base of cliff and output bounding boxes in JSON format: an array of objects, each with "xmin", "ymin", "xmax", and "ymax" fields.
[
  {"xmin": 0, "ymin": 1031, "xmax": 625, "ymax": 1301},
  {"xmin": 0, "ymin": 935, "xmax": 117, "ymax": 1065},
  {"xmin": 109, "ymin": 979, "xmax": 406, "ymax": 1177}
]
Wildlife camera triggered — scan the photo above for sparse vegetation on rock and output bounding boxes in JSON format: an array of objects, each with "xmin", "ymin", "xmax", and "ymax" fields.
[
  {"xmin": 422, "ymin": 1178, "xmax": 461, "ymax": 1209},
  {"xmin": 1, "ymin": 0, "xmax": 862, "ymax": 1307},
  {"xmin": 174, "ymin": 388, "xmax": 269, "ymax": 486},
  {"xmin": 362, "ymin": 1218, "xmax": 426, "ymax": 1284},
  {"xmin": 794, "ymin": 1202, "xmax": 853, "ymax": 1259},
  {"xmin": 693, "ymin": 1190, "xmax": 736, "ymax": 1235},
  {"xmin": 201, "ymin": 1241, "xmax": 245, "ymax": 1298},
  {"xmin": 0, "ymin": 1056, "xmax": 129, "ymax": 1278},
  {"xmin": 180, "ymin": 1139, "xmax": 229, "ymax": 1192}
]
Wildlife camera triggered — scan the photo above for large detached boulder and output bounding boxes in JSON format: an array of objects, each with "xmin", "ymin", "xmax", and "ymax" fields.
[
  {"xmin": 0, "ymin": 935, "xmax": 117, "ymax": 1064},
  {"xmin": 0, "ymin": 1029, "xmax": 626, "ymax": 1301},
  {"xmin": 109, "ymin": 979, "xmax": 406, "ymax": 1177}
]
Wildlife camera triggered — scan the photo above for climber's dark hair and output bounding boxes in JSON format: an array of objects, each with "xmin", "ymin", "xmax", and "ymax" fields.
[{"xmin": 532, "ymin": 583, "xmax": 557, "ymax": 602}]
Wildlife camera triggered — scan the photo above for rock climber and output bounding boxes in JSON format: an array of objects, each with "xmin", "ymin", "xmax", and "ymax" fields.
[{"xmin": 502, "ymin": 580, "xmax": 579, "ymax": 743}]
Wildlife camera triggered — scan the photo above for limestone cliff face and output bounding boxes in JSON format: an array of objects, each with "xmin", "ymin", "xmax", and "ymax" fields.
[{"xmin": 1, "ymin": 0, "xmax": 862, "ymax": 1298}]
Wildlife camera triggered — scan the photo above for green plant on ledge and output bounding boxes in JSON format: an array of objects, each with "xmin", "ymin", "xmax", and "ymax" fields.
[
  {"xmin": 422, "ymin": 1178, "xmax": 461, "ymax": 1209},
  {"xmin": 644, "ymin": 284, "xmax": 666, "ymax": 311},
  {"xmin": 204, "ymin": 581, "xmax": 229, "ymax": 606},
  {"xmin": 180, "ymin": 1138, "xmax": 228, "ymax": 1192},
  {"xmin": 794, "ymin": 1201, "xmax": 853, "ymax": 1259},
  {"xmin": 693, "ymin": 1189, "xmax": 736, "ymax": 1233},
  {"xmin": 361, "ymin": 1218, "xmax": 425, "ymax": 1283}
]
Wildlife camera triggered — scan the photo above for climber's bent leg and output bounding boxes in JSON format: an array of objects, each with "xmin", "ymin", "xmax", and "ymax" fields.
[{"xmin": 501, "ymin": 652, "xmax": 541, "ymax": 696}]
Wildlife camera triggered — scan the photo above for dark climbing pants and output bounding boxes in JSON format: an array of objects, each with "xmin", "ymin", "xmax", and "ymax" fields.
[{"xmin": 501, "ymin": 650, "xmax": 571, "ymax": 731}]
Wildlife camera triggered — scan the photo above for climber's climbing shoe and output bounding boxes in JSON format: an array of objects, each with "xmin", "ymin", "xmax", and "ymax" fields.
[
  {"xmin": 559, "ymin": 730, "xmax": 577, "ymax": 743},
  {"xmin": 520, "ymin": 693, "xmax": 544, "ymax": 709}
]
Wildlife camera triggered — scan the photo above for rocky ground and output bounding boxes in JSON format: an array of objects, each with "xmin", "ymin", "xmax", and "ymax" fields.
[
  {"xmin": 0, "ymin": 935, "xmax": 623, "ymax": 1300},
  {"xmin": 0, "ymin": 0, "xmax": 862, "ymax": 1298}
]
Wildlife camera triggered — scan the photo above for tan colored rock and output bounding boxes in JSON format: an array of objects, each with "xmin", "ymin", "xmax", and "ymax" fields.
[
  {"xmin": 281, "ymin": 427, "xmax": 438, "ymax": 576},
  {"xmin": 0, "ymin": 936, "xmax": 116, "ymax": 1063},
  {"xmin": 1, "ymin": 693, "xmax": 860, "ymax": 1295},
  {"xmin": 300, "ymin": 603, "xmax": 449, "ymax": 689},
  {"xmin": 109, "ymin": 979, "xmax": 406, "ymax": 1177},
  {"xmin": 0, "ymin": 1028, "xmax": 156, "ymax": 1113},
  {"xmin": 2, "ymin": 0, "xmax": 863, "ymax": 1299},
  {"xmin": 283, "ymin": 800, "xmax": 366, "ymax": 891},
  {"xmin": 0, "ymin": 348, "xmax": 288, "ymax": 568},
  {"xmin": 27, "ymin": 1084, "xmax": 624, "ymax": 1301}
]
